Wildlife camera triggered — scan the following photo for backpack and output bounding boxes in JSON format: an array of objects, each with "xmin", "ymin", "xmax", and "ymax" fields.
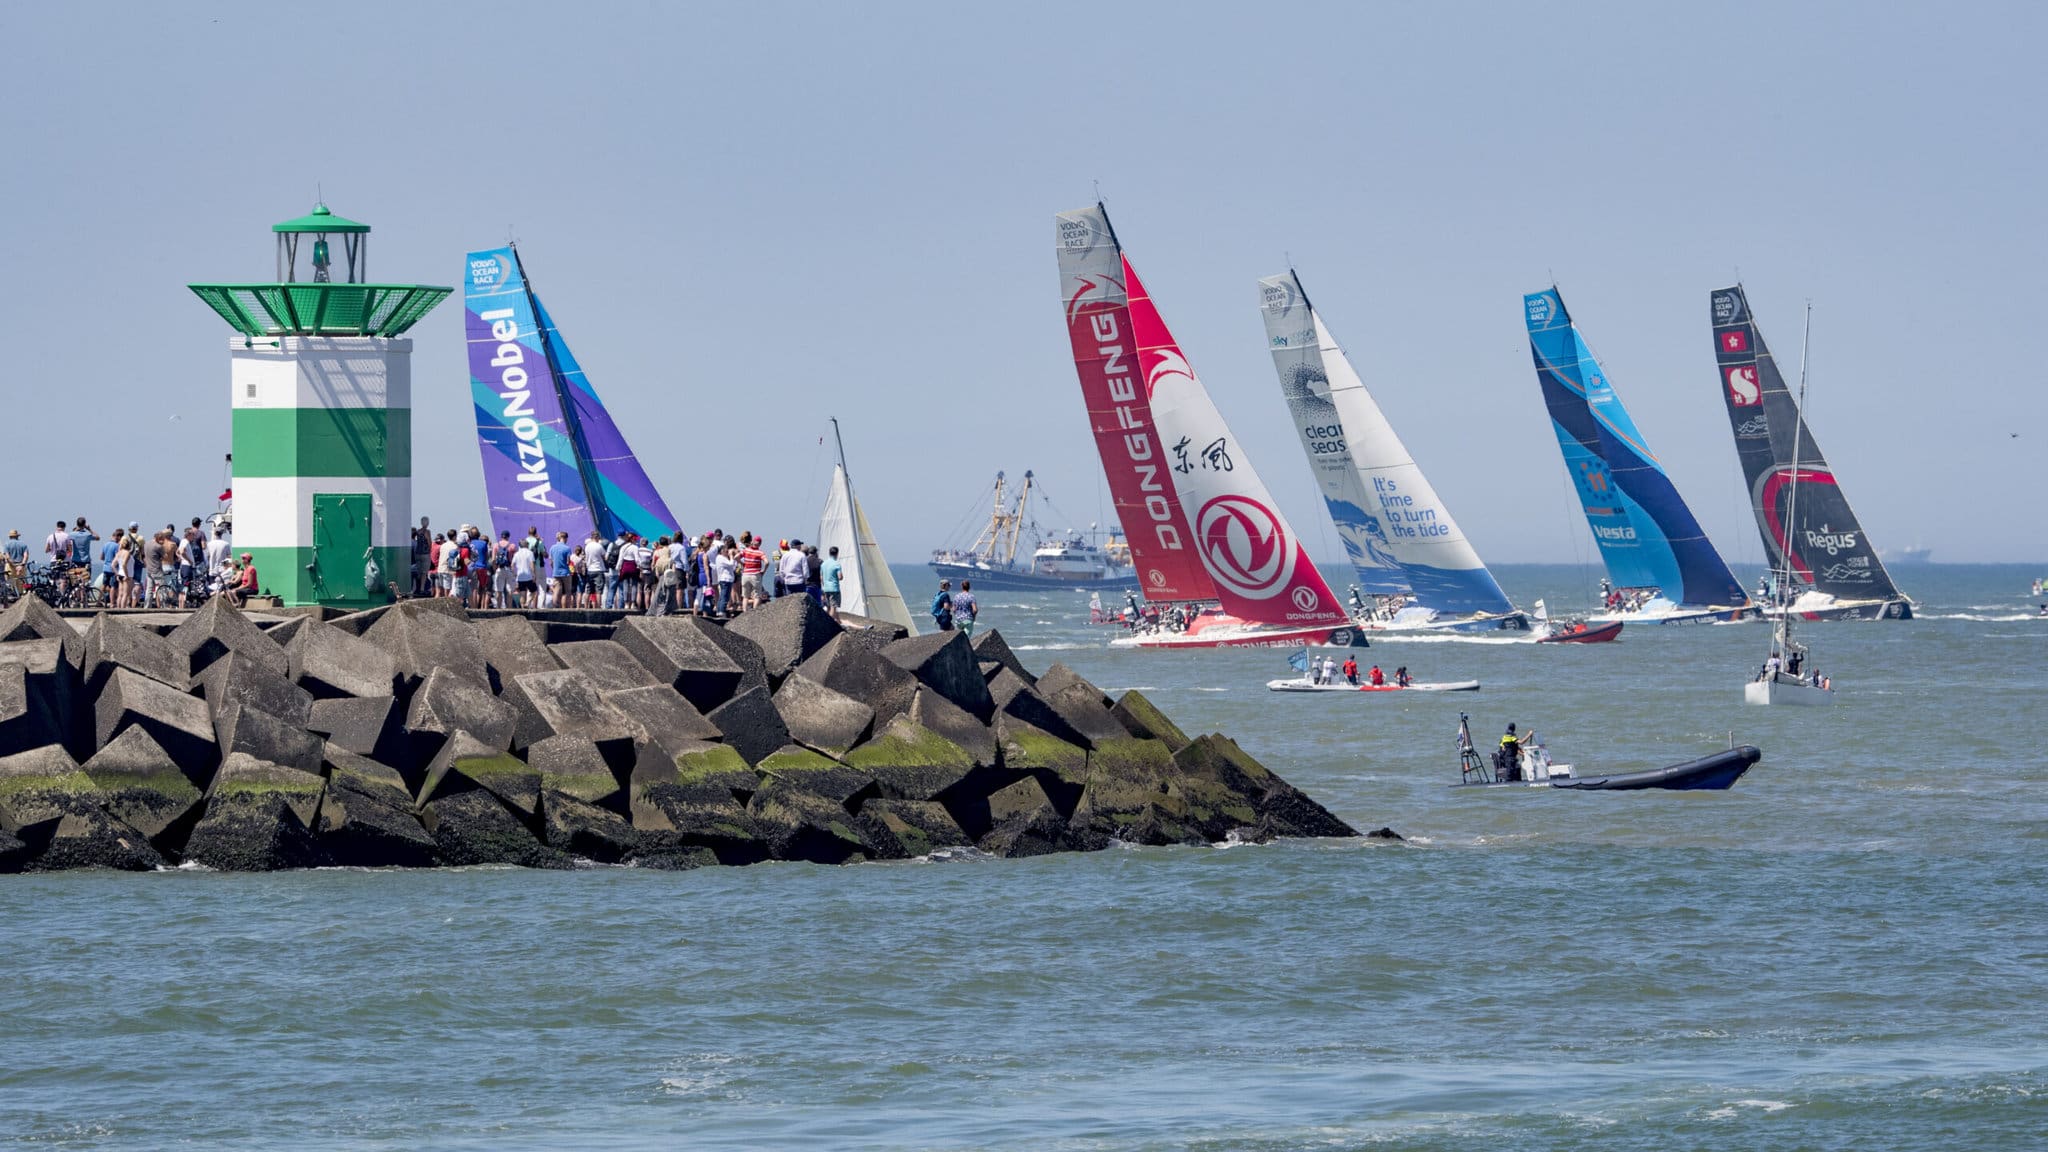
[
  {"xmin": 930, "ymin": 590, "xmax": 953, "ymax": 625},
  {"xmin": 606, "ymin": 539, "xmax": 624, "ymax": 569}
]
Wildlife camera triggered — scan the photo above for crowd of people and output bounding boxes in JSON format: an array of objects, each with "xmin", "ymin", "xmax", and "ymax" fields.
[
  {"xmin": 407, "ymin": 519, "xmax": 852, "ymax": 620},
  {"xmin": 2, "ymin": 516, "xmax": 259, "ymax": 609}
]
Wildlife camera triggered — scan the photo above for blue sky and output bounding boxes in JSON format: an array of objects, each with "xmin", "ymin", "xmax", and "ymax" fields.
[{"xmin": 3, "ymin": 1, "xmax": 2040, "ymax": 563}]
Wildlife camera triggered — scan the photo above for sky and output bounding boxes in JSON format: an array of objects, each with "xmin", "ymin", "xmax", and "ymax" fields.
[{"xmin": 2, "ymin": 1, "xmax": 2042, "ymax": 566}]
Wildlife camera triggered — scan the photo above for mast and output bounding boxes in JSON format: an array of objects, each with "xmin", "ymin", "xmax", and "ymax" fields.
[
  {"xmin": 516, "ymin": 245, "xmax": 608, "ymax": 538},
  {"xmin": 831, "ymin": 416, "xmax": 864, "ymax": 593},
  {"xmin": 1776, "ymin": 304, "xmax": 1812, "ymax": 655}
]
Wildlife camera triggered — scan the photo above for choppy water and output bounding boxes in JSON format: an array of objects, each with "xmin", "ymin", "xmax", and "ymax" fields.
[{"xmin": 3, "ymin": 563, "xmax": 2044, "ymax": 1149}]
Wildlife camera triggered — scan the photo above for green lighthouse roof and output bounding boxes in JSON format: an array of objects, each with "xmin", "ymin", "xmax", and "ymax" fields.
[{"xmin": 273, "ymin": 202, "xmax": 370, "ymax": 233}]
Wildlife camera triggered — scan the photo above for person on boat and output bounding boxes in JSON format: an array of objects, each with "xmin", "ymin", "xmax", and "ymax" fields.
[
  {"xmin": 1786, "ymin": 650, "xmax": 1803, "ymax": 678},
  {"xmin": 1321, "ymin": 655, "xmax": 1338, "ymax": 685},
  {"xmin": 1496, "ymin": 723, "xmax": 1523, "ymax": 782},
  {"xmin": 1395, "ymin": 666, "xmax": 1411, "ymax": 688},
  {"xmin": 1368, "ymin": 663, "xmax": 1384, "ymax": 687},
  {"xmin": 1342, "ymin": 656, "xmax": 1359, "ymax": 685},
  {"xmin": 1762, "ymin": 652, "xmax": 1781, "ymax": 683}
]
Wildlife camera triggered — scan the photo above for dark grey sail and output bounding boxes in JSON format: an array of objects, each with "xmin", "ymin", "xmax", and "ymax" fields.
[{"xmin": 1710, "ymin": 286, "xmax": 1902, "ymax": 603}]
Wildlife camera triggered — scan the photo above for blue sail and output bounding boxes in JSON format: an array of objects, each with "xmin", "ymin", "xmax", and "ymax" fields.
[
  {"xmin": 1524, "ymin": 289, "xmax": 1748, "ymax": 609},
  {"xmin": 529, "ymin": 294, "xmax": 680, "ymax": 540}
]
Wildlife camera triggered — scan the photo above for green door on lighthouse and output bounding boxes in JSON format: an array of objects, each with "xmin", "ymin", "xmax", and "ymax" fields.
[{"xmin": 312, "ymin": 493, "xmax": 372, "ymax": 605}]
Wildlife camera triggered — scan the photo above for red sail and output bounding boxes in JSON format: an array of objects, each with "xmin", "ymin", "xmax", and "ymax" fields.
[
  {"xmin": 1121, "ymin": 255, "xmax": 1350, "ymax": 629},
  {"xmin": 1055, "ymin": 207, "xmax": 1214, "ymax": 602}
]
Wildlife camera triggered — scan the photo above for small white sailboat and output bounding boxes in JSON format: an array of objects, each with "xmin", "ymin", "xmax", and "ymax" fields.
[
  {"xmin": 1746, "ymin": 308, "xmax": 1833, "ymax": 707},
  {"xmin": 818, "ymin": 418, "xmax": 916, "ymax": 635}
]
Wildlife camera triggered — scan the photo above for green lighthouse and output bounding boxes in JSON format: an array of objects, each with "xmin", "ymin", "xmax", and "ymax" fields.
[{"xmin": 189, "ymin": 204, "xmax": 451, "ymax": 609}]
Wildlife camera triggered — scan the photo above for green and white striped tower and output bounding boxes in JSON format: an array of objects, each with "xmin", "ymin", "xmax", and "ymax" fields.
[{"xmin": 189, "ymin": 204, "xmax": 451, "ymax": 609}]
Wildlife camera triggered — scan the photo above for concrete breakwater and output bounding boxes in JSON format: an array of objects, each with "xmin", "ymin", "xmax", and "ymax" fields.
[{"xmin": 0, "ymin": 593, "xmax": 1363, "ymax": 872}]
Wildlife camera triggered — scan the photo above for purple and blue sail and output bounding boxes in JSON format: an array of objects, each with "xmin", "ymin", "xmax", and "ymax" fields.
[{"xmin": 465, "ymin": 247, "xmax": 678, "ymax": 542}]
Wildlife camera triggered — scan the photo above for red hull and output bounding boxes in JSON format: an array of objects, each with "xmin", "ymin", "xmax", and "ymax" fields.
[{"xmin": 1536, "ymin": 620, "xmax": 1624, "ymax": 644}]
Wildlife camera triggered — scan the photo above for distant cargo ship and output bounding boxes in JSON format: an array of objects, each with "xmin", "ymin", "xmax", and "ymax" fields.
[
  {"xmin": 1885, "ymin": 546, "xmax": 1934, "ymax": 564},
  {"xmin": 928, "ymin": 470, "xmax": 1135, "ymax": 591}
]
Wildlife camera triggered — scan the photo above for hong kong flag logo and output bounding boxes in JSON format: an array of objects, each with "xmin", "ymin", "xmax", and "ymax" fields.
[
  {"xmin": 1195, "ymin": 494, "xmax": 1297, "ymax": 599},
  {"xmin": 1722, "ymin": 329, "xmax": 1748, "ymax": 354}
]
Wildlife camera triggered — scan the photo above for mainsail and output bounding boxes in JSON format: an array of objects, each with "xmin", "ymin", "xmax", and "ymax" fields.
[
  {"xmin": 1095, "ymin": 209, "xmax": 1347, "ymax": 629},
  {"xmin": 1710, "ymin": 286, "xmax": 1901, "ymax": 600},
  {"xmin": 1524, "ymin": 288, "xmax": 1748, "ymax": 609},
  {"xmin": 1054, "ymin": 207, "xmax": 1213, "ymax": 602},
  {"xmin": 819, "ymin": 432, "xmax": 915, "ymax": 634},
  {"xmin": 1260, "ymin": 272, "xmax": 1515, "ymax": 616},
  {"xmin": 464, "ymin": 247, "xmax": 678, "ymax": 543}
]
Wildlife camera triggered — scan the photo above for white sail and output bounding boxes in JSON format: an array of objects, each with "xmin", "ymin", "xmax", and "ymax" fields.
[
  {"xmin": 820, "ymin": 463, "xmax": 915, "ymax": 634},
  {"xmin": 1260, "ymin": 272, "xmax": 1512, "ymax": 617}
]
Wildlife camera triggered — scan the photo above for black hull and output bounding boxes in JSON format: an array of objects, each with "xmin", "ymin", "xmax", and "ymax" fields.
[
  {"xmin": 1552, "ymin": 746, "xmax": 1761, "ymax": 791},
  {"xmin": 927, "ymin": 563, "xmax": 1135, "ymax": 592}
]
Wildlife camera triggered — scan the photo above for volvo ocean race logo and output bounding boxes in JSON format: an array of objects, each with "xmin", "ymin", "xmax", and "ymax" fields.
[
  {"xmin": 1712, "ymin": 291, "xmax": 1745, "ymax": 325},
  {"xmin": 467, "ymin": 254, "xmax": 508, "ymax": 290},
  {"xmin": 1525, "ymin": 292, "xmax": 1556, "ymax": 327},
  {"xmin": 1195, "ymin": 494, "xmax": 1296, "ymax": 599},
  {"xmin": 1291, "ymin": 586, "xmax": 1320, "ymax": 614},
  {"xmin": 1058, "ymin": 214, "xmax": 1095, "ymax": 251},
  {"xmin": 1726, "ymin": 365, "xmax": 1761, "ymax": 406}
]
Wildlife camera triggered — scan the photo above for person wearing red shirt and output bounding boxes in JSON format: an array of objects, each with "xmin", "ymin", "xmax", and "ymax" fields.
[
  {"xmin": 1341, "ymin": 656, "xmax": 1359, "ymax": 685},
  {"xmin": 738, "ymin": 534, "xmax": 767, "ymax": 612}
]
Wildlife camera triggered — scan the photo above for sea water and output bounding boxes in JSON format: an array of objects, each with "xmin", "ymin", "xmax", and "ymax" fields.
[{"xmin": 2, "ymin": 564, "xmax": 2043, "ymax": 1149}]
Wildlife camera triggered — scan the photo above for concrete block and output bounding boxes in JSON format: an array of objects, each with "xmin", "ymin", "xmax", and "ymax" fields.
[
  {"xmin": 167, "ymin": 595, "xmax": 288, "ymax": 680},
  {"xmin": 404, "ymin": 667, "xmax": 518, "ymax": 769},
  {"xmin": 882, "ymin": 630, "xmax": 994, "ymax": 721},
  {"xmin": 611, "ymin": 617, "xmax": 746, "ymax": 712},
  {"xmin": 476, "ymin": 616, "xmax": 559, "ymax": 693},
  {"xmin": 547, "ymin": 640, "xmax": 660, "ymax": 693},
  {"xmin": 214, "ymin": 701, "xmax": 325, "ymax": 777},
  {"xmin": 771, "ymin": 673, "xmax": 873, "ymax": 757},
  {"xmin": 285, "ymin": 619, "xmax": 398, "ymax": 699},
  {"xmin": 756, "ymin": 744, "xmax": 876, "ymax": 808},
  {"xmin": 195, "ymin": 650, "xmax": 316, "ymax": 728},
  {"xmin": 82, "ymin": 613, "xmax": 190, "ymax": 694},
  {"xmin": 725, "ymin": 593, "xmax": 841, "ymax": 679},
  {"xmin": 93, "ymin": 667, "xmax": 216, "ymax": 785},
  {"xmin": 794, "ymin": 634, "xmax": 919, "ymax": 729},
  {"xmin": 80, "ymin": 726, "xmax": 204, "ymax": 857},
  {"xmin": 705, "ymin": 685, "xmax": 791, "ymax": 767},
  {"xmin": 603, "ymin": 683, "xmax": 720, "ymax": 759},
  {"xmin": 364, "ymin": 603, "xmax": 488, "ymax": 693}
]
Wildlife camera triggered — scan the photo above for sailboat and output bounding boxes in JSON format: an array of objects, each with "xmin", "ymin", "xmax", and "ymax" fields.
[
  {"xmin": 1711, "ymin": 286, "xmax": 1913, "ymax": 621},
  {"xmin": 464, "ymin": 246, "xmax": 679, "ymax": 542},
  {"xmin": 818, "ymin": 419, "xmax": 916, "ymax": 635},
  {"xmin": 1523, "ymin": 289, "xmax": 1754, "ymax": 625},
  {"xmin": 1259, "ymin": 271, "xmax": 1528, "ymax": 634},
  {"xmin": 1054, "ymin": 204, "xmax": 1361, "ymax": 649},
  {"xmin": 1747, "ymin": 307, "xmax": 1835, "ymax": 705}
]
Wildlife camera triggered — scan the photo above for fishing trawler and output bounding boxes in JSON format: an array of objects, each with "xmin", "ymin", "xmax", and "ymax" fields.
[
  {"xmin": 928, "ymin": 470, "xmax": 1134, "ymax": 590},
  {"xmin": 1712, "ymin": 286, "xmax": 1912, "ymax": 621},
  {"xmin": 1524, "ymin": 288, "xmax": 1754, "ymax": 626},
  {"xmin": 1056, "ymin": 203, "xmax": 1361, "ymax": 649}
]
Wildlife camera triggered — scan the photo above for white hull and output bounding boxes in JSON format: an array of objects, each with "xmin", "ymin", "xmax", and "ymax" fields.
[
  {"xmin": 1744, "ymin": 677, "xmax": 1834, "ymax": 706},
  {"xmin": 1268, "ymin": 678, "xmax": 1479, "ymax": 693},
  {"xmin": 1588, "ymin": 604, "xmax": 1754, "ymax": 626}
]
